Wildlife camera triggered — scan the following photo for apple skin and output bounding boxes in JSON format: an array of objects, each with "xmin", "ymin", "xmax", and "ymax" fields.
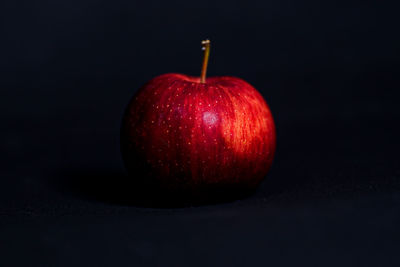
[{"xmin": 121, "ymin": 73, "xmax": 276, "ymax": 201}]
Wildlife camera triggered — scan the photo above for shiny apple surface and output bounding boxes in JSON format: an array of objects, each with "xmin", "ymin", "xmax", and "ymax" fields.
[{"xmin": 121, "ymin": 73, "xmax": 276, "ymax": 199}]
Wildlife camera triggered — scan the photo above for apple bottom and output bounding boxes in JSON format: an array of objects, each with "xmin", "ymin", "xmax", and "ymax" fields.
[{"xmin": 121, "ymin": 152, "xmax": 268, "ymax": 207}]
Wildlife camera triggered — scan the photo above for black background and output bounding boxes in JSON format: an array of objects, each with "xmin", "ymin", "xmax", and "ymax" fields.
[{"xmin": 2, "ymin": 0, "xmax": 400, "ymax": 266}]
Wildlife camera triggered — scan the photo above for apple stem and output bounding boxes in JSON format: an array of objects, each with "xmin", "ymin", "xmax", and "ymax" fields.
[{"xmin": 200, "ymin": 39, "xmax": 210, "ymax": 83}]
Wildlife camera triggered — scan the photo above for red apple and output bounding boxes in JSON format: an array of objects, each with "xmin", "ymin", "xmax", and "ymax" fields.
[{"xmin": 121, "ymin": 40, "xmax": 276, "ymax": 202}]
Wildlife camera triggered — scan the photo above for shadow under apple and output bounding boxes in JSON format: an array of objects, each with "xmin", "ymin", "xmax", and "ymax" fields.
[{"xmin": 53, "ymin": 169, "xmax": 259, "ymax": 208}]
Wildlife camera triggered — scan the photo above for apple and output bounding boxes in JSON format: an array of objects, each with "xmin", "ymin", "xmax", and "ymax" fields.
[{"xmin": 121, "ymin": 40, "xmax": 276, "ymax": 203}]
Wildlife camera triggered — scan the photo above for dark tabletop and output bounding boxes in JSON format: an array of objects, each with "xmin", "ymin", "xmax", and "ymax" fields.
[{"xmin": 1, "ymin": 0, "xmax": 400, "ymax": 266}]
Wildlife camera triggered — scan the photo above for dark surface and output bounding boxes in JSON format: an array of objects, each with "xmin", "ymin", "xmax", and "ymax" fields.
[{"xmin": 1, "ymin": 0, "xmax": 400, "ymax": 266}]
